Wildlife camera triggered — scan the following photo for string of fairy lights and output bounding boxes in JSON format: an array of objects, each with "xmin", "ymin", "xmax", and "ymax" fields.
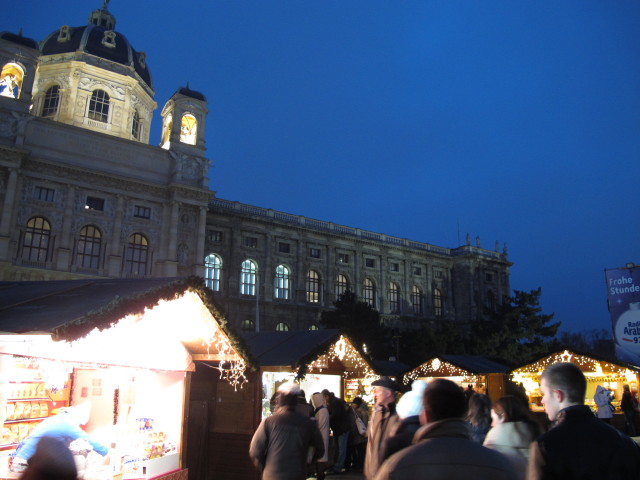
[
  {"xmin": 306, "ymin": 335, "xmax": 378, "ymax": 382},
  {"xmin": 403, "ymin": 357, "xmax": 480, "ymax": 385}
]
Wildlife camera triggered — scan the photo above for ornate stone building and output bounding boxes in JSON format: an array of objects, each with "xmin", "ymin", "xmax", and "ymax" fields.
[{"xmin": 0, "ymin": 3, "xmax": 511, "ymax": 333}]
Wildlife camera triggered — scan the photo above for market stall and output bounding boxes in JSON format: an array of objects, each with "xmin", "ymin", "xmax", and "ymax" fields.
[
  {"xmin": 403, "ymin": 355, "xmax": 510, "ymax": 402},
  {"xmin": 510, "ymin": 349, "xmax": 640, "ymax": 416},
  {"xmin": 0, "ymin": 278, "xmax": 250, "ymax": 480},
  {"xmin": 241, "ymin": 330, "xmax": 378, "ymax": 419}
]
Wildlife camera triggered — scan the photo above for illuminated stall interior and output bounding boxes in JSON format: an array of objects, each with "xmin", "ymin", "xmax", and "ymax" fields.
[
  {"xmin": 403, "ymin": 355, "xmax": 509, "ymax": 402},
  {"xmin": 511, "ymin": 350, "xmax": 639, "ymax": 412},
  {"xmin": 0, "ymin": 278, "xmax": 248, "ymax": 480},
  {"xmin": 242, "ymin": 331, "xmax": 378, "ymax": 419}
]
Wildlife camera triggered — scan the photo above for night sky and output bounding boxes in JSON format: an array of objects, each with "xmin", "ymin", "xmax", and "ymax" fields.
[{"xmin": 5, "ymin": 1, "xmax": 640, "ymax": 334}]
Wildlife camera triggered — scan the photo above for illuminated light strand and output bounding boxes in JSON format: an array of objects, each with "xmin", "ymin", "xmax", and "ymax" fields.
[
  {"xmin": 306, "ymin": 335, "xmax": 377, "ymax": 383},
  {"xmin": 404, "ymin": 358, "xmax": 473, "ymax": 384}
]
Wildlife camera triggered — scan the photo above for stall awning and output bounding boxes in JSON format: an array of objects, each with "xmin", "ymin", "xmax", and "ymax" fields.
[{"xmin": 404, "ymin": 354, "xmax": 509, "ymax": 383}]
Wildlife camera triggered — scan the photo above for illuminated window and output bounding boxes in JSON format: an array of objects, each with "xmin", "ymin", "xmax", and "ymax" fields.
[
  {"xmin": 274, "ymin": 264, "xmax": 290, "ymax": 299},
  {"xmin": 180, "ymin": 114, "xmax": 197, "ymax": 145},
  {"xmin": 240, "ymin": 259, "xmax": 257, "ymax": 296},
  {"xmin": 276, "ymin": 322, "xmax": 290, "ymax": 332},
  {"xmin": 131, "ymin": 110, "xmax": 141, "ymax": 139},
  {"xmin": 42, "ymin": 85, "xmax": 60, "ymax": 117},
  {"xmin": 309, "ymin": 325, "xmax": 319, "ymax": 331},
  {"xmin": 204, "ymin": 254, "xmax": 222, "ymax": 291},
  {"xmin": 306, "ymin": 269, "xmax": 320, "ymax": 303},
  {"xmin": 125, "ymin": 233, "xmax": 148, "ymax": 276},
  {"xmin": 241, "ymin": 319, "xmax": 255, "ymax": 332},
  {"xmin": 21, "ymin": 216, "xmax": 51, "ymax": 262},
  {"xmin": 433, "ymin": 288, "xmax": 443, "ymax": 317},
  {"xmin": 412, "ymin": 286, "xmax": 423, "ymax": 315},
  {"xmin": 335, "ymin": 274, "xmax": 349, "ymax": 300},
  {"xmin": 338, "ymin": 253, "xmax": 350, "ymax": 264},
  {"xmin": 363, "ymin": 278, "xmax": 376, "ymax": 308},
  {"xmin": 388, "ymin": 282, "xmax": 400, "ymax": 314},
  {"xmin": 0, "ymin": 63, "xmax": 24, "ymax": 99},
  {"xmin": 88, "ymin": 89, "xmax": 110, "ymax": 123},
  {"xmin": 76, "ymin": 225, "xmax": 102, "ymax": 269}
]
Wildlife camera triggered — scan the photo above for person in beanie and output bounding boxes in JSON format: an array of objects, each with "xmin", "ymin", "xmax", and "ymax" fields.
[
  {"xmin": 379, "ymin": 380, "xmax": 427, "ymax": 463},
  {"xmin": 363, "ymin": 376, "xmax": 400, "ymax": 480},
  {"xmin": 20, "ymin": 436, "xmax": 78, "ymax": 480},
  {"xmin": 249, "ymin": 382, "xmax": 325, "ymax": 480}
]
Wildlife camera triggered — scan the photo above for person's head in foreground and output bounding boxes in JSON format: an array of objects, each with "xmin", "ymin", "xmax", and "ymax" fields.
[
  {"xmin": 539, "ymin": 361, "xmax": 585, "ymax": 421},
  {"xmin": 421, "ymin": 378, "xmax": 466, "ymax": 424}
]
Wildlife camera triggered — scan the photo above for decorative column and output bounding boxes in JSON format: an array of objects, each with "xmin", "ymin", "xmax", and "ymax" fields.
[
  {"xmin": 55, "ymin": 186, "xmax": 75, "ymax": 270},
  {"xmin": 0, "ymin": 168, "xmax": 18, "ymax": 259},
  {"xmin": 193, "ymin": 206, "xmax": 207, "ymax": 276},
  {"xmin": 107, "ymin": 195, "xmax": 125, "ymax": 275}
]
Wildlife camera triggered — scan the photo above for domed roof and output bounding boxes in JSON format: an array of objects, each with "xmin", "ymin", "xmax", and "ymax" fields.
[
  {"xmin": 176, "ymin": 86, "xmax": 206, "ymax": 102},
  {"xmin": 0, "ymin": 31, "xmax": 38, "ymax": 50},
  {"xmin": 39, "ymin": 4, "xmax": 152, "ymax": 89}
]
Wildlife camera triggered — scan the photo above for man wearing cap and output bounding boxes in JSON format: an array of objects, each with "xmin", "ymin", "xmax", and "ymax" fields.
[{"xmin": 364, "ymin": 376, "xmax": 400, "ymax": 480}]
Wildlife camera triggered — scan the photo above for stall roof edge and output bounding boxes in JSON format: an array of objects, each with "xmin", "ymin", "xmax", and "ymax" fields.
[{"xmin": 512, "ymin": 348, "xmax": 640, "ymax": 373}]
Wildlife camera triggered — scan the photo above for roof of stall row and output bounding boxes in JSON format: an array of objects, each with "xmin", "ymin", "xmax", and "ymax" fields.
[
  {"xmin": 0, "ymin": 276, "xmax": 257, "ymax": 368},
  {"xmin": 405, "ymin": 354, "xmax": 511, "ymax": 382},
  {"xmin": 512, "ymin": 349, "xmax": 639, "ymax": 375}
]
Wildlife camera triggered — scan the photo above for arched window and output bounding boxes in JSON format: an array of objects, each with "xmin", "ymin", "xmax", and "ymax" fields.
[
  {"xmin": 88, "ymin": 89, "xmax": 110, "ymax": 123},
  {"xmin": 76, "ymin": 225, "xmax": 102, "ymax": 269},
  {"xmin": 125, "ymin": 233, "xmax": 148, "ymax": 276},
  {"xmin": 274, "ymin": 264, "xmax": 290, "ymax": 300},
  {"xmin": 411, "ymin": 286, "xmax": 423, "ymax": 315},
  {"xmin": 131, "ymin": 110, "xmax": 141, "ymax": 140},
  {"xmin": 388, "ymin": 282, "xmax": 400, "ymax": 314},
  {"xmin": 240, "ymin": 259, "xmax": 257, "ymax": 296},
  {"xmin": 180, "ymin": 114, "xmax": 197, "ymax": 145},
  {"xmin": 306, "ymin": 269, "xmax": 320, "ymax": 303},
  {"xmin": 275, "ymin": 322, "xmax": 290, "ymax": 332},
  {"xmin": 204, "ymin": 254, "xmax": 222, "ymax": 291},
  {"xmin": 241, "ymin": 319, "xmax": 255, "ymax": 332},
  {"xmin": 433, "ymin": 288, "xmax": 443, "ymax": 317},
  {"xmin": 363, "ymin": 278, "xmax": 376, "ymax": 308},
  {"xmin": 21, "ymin": 216, "xmax": 51, "ymax": 262},
  {"xmin": 335, "ymin": 274, "xmax": 349, "ymax": 300},
  {"xmin": 42, "ymin": 85, "xmax": 60, "ymax": 117},
  {"xmin": 0, "ymin": 63, "xmax": 24, "ymax": 99}
]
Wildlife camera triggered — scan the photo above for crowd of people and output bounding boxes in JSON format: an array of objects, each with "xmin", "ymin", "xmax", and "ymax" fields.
[{"xmin": 250, "ymin": 363, "xmax": 640, "ymax": 480}]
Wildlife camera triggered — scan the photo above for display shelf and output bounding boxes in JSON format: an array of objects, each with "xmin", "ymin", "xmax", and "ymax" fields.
[{"xmin": 3, "ymin": 417, "xmax": 46, "ymax": 424}]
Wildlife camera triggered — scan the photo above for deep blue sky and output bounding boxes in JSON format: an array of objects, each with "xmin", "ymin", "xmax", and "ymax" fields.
[{"xmin": 6, "ymin": 1, "xmax": 639, "ymax": 334}]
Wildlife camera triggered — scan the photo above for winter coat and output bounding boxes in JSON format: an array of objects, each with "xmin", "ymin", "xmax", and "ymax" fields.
[
  {"xmin": 483, "ymin": 421, "xmax": 536, "ymax": 480},
  {"xmin": 527, "ymin": 404, "xmax": 640, "ymax": 480},
  {"xmin": 363, "ymin": 402, "xmax": 400, "ymax": 480},
  {"xmin": 348, "ymin": 407, "xmax": 367, "ymax": 446},
  {"xmin": 594, "ymin": 385, "xmax": 614, "ymax": 419},
  {"xmin": 249, "ymin": 406, "xmax": 325, "ymax": 480},
  {"xmin": 372, "ymin": 418, "xmax": 517, "ymax": 480},
  {"xmin": 311, "ymin": 392, "xmax": 330, "ymax": 463},
  {"xmin": 327, "ymin": 395, "xmax": 350, "ymax": 436},
  {"xmin": 379, "ymin": 414, "xmax": 421, "ymax": 464}
]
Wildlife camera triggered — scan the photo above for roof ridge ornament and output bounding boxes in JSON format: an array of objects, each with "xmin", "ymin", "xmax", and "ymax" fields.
[{"xmin": 88, "ymin": 0, "xmax": 116, "ymax": 30}]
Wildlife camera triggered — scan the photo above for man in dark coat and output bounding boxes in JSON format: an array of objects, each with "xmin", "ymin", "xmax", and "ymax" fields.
[
  {"xmin": 373, "ymin": 378, "xmax": 516, "ymax": 480},
  {"xmin": 322, "ymin": 389, "xmax": 350, "ymax": 474},
  {"xmin": 249, "ymin": 383, "xmax": 325, "ymax": 480},
  {"xmin": 527, "ymin": 362, "xmax": 640, "ymax": 480}
]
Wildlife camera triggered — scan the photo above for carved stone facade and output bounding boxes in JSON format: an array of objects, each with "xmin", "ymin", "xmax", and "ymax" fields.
[{"xmin": 0, "ymin": 3, "xmax": 511, "ymax": 332}]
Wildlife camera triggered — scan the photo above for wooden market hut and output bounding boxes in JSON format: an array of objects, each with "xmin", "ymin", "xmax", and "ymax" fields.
[
  {"xmin": 510, "ymin": 349, "xmax": 640, "ymax": 429},
  {"xmin": 0, "ymin": 277, "xmax": 255, "ymax": 480},
  {"xmin": 403, "ymin": 354, "xmax": 510, "ymax": 402}
]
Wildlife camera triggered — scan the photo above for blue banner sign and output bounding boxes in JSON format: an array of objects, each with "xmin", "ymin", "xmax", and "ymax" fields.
[{"xmin": 605, "ymin": 266, "xmax": 640, "ymax": 366}]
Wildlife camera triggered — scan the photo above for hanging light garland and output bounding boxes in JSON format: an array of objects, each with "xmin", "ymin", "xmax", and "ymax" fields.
[
  {"xmin": 404, "ymin": 357, "xmax": 473, "ymax": 383},
  {"xmin": 306, "ymin": 335, "xmax": 377, "ymax": 382}
]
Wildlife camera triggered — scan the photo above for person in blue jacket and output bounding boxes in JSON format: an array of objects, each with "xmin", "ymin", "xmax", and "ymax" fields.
[{"xmin": 11, "ymin": 402, "xmax": 109, "ymax": 473}]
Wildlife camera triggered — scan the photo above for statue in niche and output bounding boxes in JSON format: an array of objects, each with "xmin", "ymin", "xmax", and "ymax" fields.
[{"xmin": 0, "ymin": 73, "xmax": 18, "ymax": 98}]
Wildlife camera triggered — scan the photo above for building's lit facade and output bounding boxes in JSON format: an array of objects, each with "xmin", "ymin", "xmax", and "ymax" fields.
[{"xmin": 0, "ymin": 3, "xmax": 511, "ymax": 332}]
